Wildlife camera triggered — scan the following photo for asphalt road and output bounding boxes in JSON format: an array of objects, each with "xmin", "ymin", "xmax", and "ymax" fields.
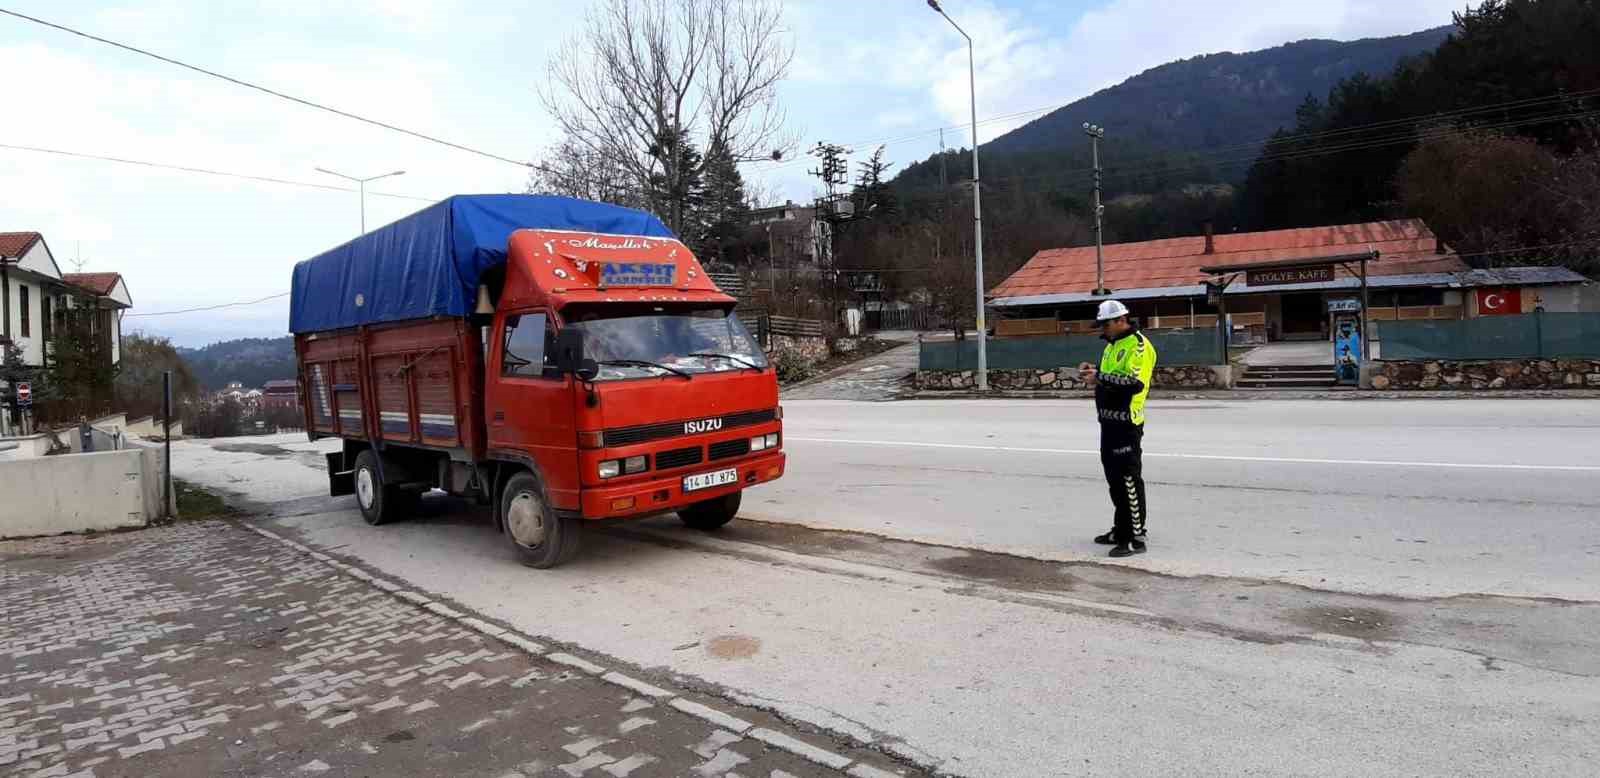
[
  {"xmin": 166, "ymin": 395, "xmax": 1600, "ymax": 777},
  {"xmin": 769, "ymin": 398, "xmax": 1600, "ymax": 599}
]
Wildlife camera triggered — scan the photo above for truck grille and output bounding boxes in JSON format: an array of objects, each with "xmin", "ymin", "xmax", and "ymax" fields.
[
  {"xmin": 654, "ymin": 446, "xmax": 704, "ymax": 470},
  {"xmin": 708, "ymin": 438, "xmax": 751, "ymax": 461},
  {"xmin": 604, "ymin": 408, "xmax": 777, "ymax": 447}
]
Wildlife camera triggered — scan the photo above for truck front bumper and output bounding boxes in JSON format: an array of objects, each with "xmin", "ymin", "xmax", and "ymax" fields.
[{"xmin": 580, "ymin": 450, "xmax": 786, "ymax": 520}]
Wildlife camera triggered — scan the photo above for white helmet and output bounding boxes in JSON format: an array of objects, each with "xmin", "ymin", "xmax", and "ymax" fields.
[{"xmin": 1095, "ymin": 299, "xmax": 1130, "ymax": 321}]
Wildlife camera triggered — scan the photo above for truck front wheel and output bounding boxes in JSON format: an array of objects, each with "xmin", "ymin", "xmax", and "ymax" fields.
[
  {"xmin": 353, "ymin": 450, "xmax": 407, "ymax": 526},
  {"xmin": 501, "ymin": 471, "xmax": 581, "ymax": 569},
  {"xmin": 679, "ymin": 491, "xmax": 741, "ymax": 531}
]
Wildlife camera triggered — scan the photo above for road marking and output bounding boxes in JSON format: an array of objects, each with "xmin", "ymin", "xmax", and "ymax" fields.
[{"xmin": 787, "ymin": 436, "xmax": 1600, "ymax": 472}]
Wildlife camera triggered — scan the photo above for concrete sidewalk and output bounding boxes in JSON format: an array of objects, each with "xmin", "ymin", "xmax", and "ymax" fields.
[{"xmin": 0, "ymin": 522, "xmax": 912, "ymax": 778}]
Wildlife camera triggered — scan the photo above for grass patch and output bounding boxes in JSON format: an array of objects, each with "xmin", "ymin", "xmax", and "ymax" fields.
[{"xmin": 174, "ymin": 479, "xmax": 236, "ymax": 520}]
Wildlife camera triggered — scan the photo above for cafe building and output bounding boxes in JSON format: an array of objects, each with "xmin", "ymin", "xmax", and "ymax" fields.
[{"xmin": 987, "ymin": 219, "xmax": 1594, "ymax": 344}]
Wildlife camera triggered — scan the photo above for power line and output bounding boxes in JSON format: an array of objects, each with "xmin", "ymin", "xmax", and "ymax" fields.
[
  {"xmin": 0, "ymin": 7, "xmax": 533, "ymax": 169},
  {"xmin": 124, "ymin": 292, "xmax": 290, "ymax": 318},
  {"xmin": 0, "ymin": 142, "xmax": 439, "ymax": 202},
  {"xmin": 890, "ymin": 105, "xmax": 1600, "ymax": 195},
  {"xmin": 785, "ymin": 86, "xmax": 1600, "ymax": 186},
  {"xmin": 121, "ymin": 237, "xmax": 1600, "ymax": 319}
]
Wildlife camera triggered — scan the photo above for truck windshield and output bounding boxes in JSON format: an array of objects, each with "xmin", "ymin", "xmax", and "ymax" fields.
[{"xmin": 563, "ymin": 306, "xmax": 768, "ymax": 381}]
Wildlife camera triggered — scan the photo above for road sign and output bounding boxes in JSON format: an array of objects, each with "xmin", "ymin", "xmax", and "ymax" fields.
[
  {"xmin": 1246, "ymin": 264, "xmax": 1334, "ymax": 287},
  {"xmin": 15, "ymin": 382, "xmax": 31, "ymax": 407}
]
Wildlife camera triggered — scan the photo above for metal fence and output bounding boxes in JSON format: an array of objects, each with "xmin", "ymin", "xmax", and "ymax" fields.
[
  {"xmin": 919, "ymin": 328, "xmax": 1223, "ymax": 371},
  {"xmin": 870, "ymin": 307, "xmax": 941, "ymax": 332},
  {"xmin": 769, "ymin": 315, "xmax": 826, "ymax": 338},
  {"xmin": 1381, "ymin": 313, "xmax": 1600, "ymax": 360}
]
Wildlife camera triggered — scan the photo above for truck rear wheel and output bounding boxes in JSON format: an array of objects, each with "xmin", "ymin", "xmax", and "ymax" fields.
[
  {"xmin": 501, "ymin": 471, "xmax": 581, "ymax": 569},
  {"xmin": 679, "ymin": 491, "xmax": 741, "ymax": 531},
  {"xmin": 354, "ymin": 450, "xmax": 407, "ymax": 526}
]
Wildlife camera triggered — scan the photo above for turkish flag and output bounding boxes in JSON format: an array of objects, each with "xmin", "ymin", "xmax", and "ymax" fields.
[{"xmin": 1476, "ymin": 288, "xmax": 1521, "ymax": 316}]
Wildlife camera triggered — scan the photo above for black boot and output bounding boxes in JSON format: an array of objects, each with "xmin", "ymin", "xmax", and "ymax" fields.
[
  {"xmin": 1109, "ymin": 539, "xmax": 1147, "ymax": 558},
  {"xmin": 1096, "ymin": 529, "xmax": 1145, "ymax": 545}
]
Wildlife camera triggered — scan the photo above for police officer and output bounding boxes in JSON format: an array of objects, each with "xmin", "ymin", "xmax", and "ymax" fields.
[{"xmin": 1078, "ymin": 300, "xmax": 1157, "ymax": 558}]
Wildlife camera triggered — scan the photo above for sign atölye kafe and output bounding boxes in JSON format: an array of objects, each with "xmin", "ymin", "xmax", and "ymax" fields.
[{"xmin": 1246, "ymin": 265, "xmax": 1335, "ymax": 287}]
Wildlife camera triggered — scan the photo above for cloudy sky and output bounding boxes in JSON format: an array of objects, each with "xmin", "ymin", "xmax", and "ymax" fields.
[{"xmin": 0, "ymin": 0, "xmax": 1464, "ymax": 346}]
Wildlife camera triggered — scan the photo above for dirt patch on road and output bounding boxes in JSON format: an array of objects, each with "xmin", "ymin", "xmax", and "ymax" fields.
[
  {"xmin": 213, "ymin": 442, "xmax": 295, "ymax": 457},
  {"xmin": 926, "ymin": 551, "xmax": 1081, "ymax": 594},
  {"xmin": 1286, "ymin": 605, "xmax": 1403, "ymax": 640},
  {"xmin": 706, "ymin": 634, "xmax": 762, "ymax": 660}
]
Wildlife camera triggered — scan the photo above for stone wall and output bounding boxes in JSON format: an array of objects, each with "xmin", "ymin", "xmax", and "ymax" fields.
[
  {"xmin": 768, "ymin": 334, "xmax": 830, "ymax": 364},
  {"xmin": 917, "ymin": 365, "xmax": 1225, "ymax": 391},
  {"xmin": 1373, "ymin": 359, "xmax": 1600, "ymax": 390}
]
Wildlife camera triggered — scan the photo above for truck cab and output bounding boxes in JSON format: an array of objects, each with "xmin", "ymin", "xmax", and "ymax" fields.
[{"xmin": 480, "ymin": 229, "xmax": 784, "ymax": 564}]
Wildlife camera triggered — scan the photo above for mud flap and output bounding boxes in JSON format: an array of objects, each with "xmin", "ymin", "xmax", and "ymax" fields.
[{"xmin": 327, "ymin": 452, "xmax": 355, "ymax": 497}]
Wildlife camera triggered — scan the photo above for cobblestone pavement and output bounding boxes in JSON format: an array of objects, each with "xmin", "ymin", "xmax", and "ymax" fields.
[
  {"xmin": 781, "ymin": 341, "xmax": 917, "ymax": 402},
  {"xmin": 0, "ymin": 522, "xmax": 905, "ymax": 778}
]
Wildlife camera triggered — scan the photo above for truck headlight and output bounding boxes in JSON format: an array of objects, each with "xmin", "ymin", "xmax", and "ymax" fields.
[
  {"xmin": 598, "ymin": 459, "xmax": 621, "ymax": 479},
  {"xmin": 765, "ymin": 433, "xmax": 780, "ymax": 449},
  {"xmin": 623, "ymin": 455, "xmax": 648, "ymax": 474},
  {"xmin": 749, "ymin": 435, "xmax": 768, "ymax": 452}
]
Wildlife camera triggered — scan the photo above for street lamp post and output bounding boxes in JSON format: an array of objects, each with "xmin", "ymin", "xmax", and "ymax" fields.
[
  {"xmin": 314, "ymin": 167, "xmax": 406, "ymax": 235},
  {"xmin": 928, "ymin": 0, "xmax": 987, "ymax": 391},
  {"xmin": 1083, "ymin": 123, "xmax": 1109, "ymax": 296}
]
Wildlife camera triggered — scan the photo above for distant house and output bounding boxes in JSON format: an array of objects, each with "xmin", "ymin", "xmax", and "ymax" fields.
[
  {"xmin": 987, "ymin": 219, "xmax": 1596, "ymax": 342},
  {"xmin": 262, "ymin": 379, "xmax": 300, "ymax": 410},
  {"xmin": 743, "ymin": 201, "xmax": 831, "ymax": 268},
  {"xmin": 1, "ymin": 232, "xmax": 133, "ymax": 368}
]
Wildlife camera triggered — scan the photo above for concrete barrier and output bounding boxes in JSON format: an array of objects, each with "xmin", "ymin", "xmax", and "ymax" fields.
[
  {"xmin": 0, "ymin": 432, "xmax": 68, "ymax": 460},
  {"xmin": 0, "ymin": 448, "xmax": 166, "ymax": 539}
]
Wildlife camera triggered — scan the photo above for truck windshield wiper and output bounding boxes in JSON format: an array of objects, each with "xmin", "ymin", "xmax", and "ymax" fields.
[
  {"xmin": 689, "ymin": 352, "xmax": 761, "ymax": 370},
  {"xmin": 598, "ymin": 359, "xmax": 693, "ymax": 379}
]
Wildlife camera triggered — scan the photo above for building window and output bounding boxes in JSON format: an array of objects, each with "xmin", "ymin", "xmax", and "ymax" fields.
[
  {"xmin": 18, "ymin": 285, "xmax": 28, "ymax": 338},
  {"xmin": 1396, "ymin": 289, "xmax": 1445, "ymax": 307}
]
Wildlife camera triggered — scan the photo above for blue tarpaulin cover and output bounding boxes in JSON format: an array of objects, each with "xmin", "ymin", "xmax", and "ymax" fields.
[{"xmin": 289, "ymin": 194, "xmax": 674, "ymax": 333}]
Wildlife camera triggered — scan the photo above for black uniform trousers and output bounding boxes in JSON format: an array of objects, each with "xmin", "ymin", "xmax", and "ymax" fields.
[{"xmin": 1100, "ymin": 421, "xmax": 1147, "ymax": 544}]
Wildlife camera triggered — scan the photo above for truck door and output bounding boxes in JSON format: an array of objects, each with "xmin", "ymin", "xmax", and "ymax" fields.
[{"xmin": 488, "ymin": 311, "xmax": 580, "ymax": 510}]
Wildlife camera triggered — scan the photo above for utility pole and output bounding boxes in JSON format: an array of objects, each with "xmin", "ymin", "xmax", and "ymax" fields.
[
  {"xmin": 162, "ymin": 370, "xmax": 173, "ymax": 518},
  {"xmin": 928, "ymin": 0, "xmax": 988, "ymax": 391},
  {"xmin": 936, "ymin": 128, "xmax": 947, "ymax": 279},
  {"xmin": 1084, "ymin": 123, "xmax": 1109, "ymax": 296},
  {"xmin": 314, "ymin": 167, "xmax": 406, "ymax": 235}
]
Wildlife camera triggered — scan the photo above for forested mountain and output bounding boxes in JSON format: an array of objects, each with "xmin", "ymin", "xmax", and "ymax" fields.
[
  {"xmin": 892, "ymin": 27, "xmax": 1451, "ymax": 198},
  {"xmin": 176, "ymin": 337, "xmax": 296, "ymax": 391}
]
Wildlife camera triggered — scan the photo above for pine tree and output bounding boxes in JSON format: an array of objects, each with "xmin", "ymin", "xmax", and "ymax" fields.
[{"xmin": 697, "ymin": 144, "xmax": 750, "ymax": 265}]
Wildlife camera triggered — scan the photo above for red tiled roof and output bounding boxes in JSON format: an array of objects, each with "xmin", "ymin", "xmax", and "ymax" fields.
[
  {"xmin": 989, "ymin": 219, "xmax": 1469, "ymax": 299},
  {"xmin": 0, "ymin": 231, "xmax": 42, "ymax": 259},
  {"xmin": 63, "ymin": 272, "xmax": 122, "ymax": 296}
]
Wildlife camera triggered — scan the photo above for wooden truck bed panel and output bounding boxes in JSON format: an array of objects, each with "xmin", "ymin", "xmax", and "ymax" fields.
[{"xmin": 296, "ymin": 318, "xmax": 484, "ymax": 458}]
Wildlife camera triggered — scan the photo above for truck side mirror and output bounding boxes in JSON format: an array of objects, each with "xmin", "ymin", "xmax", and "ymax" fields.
[{"xmin": 554, "ymin": 328, "xmax": 600, "ymax": 382}]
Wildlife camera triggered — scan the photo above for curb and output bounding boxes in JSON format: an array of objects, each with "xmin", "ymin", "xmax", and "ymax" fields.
[
  {"xmin": 910, "ymin": 389, "xmax": 1600, "ymax": 401},
  {"xmin": 240, "ymin": 523, "xmax": 910, "ymax": 776}
]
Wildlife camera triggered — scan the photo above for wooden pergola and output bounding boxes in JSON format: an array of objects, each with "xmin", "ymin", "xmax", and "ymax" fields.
[{"xmin": 1199, "ymin": 249, "xmax": 1380, "ymax": 361}]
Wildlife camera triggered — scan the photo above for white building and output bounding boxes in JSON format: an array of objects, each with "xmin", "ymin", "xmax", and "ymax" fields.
[
  {"xmin": 1, "ymin": 232, "xmax": 132, "ymax": 369},
  {"xmin": 3, "ymin": 232, "xmax": 133, "ymax": 436}
]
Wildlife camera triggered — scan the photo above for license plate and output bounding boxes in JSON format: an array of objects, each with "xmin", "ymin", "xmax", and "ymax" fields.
[{"xmin": 683, "ymin": 467, "xmax": 739, "ymax": 493}]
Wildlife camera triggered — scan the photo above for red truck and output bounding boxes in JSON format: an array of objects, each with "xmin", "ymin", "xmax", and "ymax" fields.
[{"xmin": 289, "ymin": 195, "xmax": 784, "ymax": 567}]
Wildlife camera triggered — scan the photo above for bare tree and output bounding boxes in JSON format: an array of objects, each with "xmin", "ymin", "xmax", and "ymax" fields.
[
  {"xmin": 527, "ymin": 137, "xmax": 650, "ymax": 208},
  {"xmin": 542, "ymin": 0, "xmax": 794, "ymax": 233}
]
